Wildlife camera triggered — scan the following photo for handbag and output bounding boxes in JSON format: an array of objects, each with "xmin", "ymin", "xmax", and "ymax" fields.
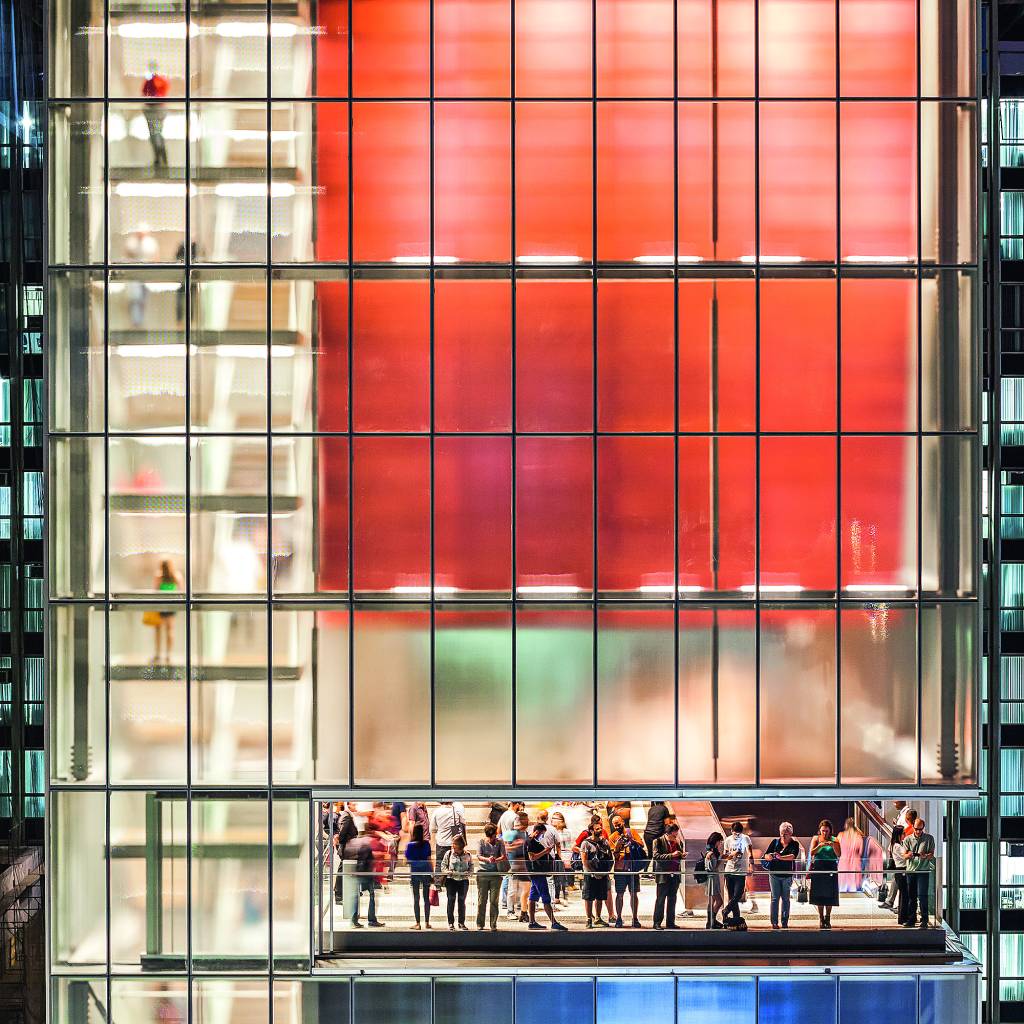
[
  {"xmin": 142, "ymin": 610, "xmax": 163, "ymax": 627},
  {"xmin": 796, "ymin": 880, "xmax": 809, "ymax": 904},
  {"xmin": 428, "ymin": 885, "xmax": 439, "ymax": 907}
]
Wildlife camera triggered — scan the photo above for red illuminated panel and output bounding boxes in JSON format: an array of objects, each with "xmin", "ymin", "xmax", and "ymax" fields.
[
  {"xmin": 759, "ymin": 278, "xmax": 836, "ymax": 431},
  {"xmin": 434, "ymin": 0, "xmax": 511, "ymax": 97},
  {"xmin": 353, "ymin": 437, "xmax": 430, "ymax": 592},
  {"xmin": 310, "ymin": 102, "xmax": 349, "ymax": 262},
  {"xmin": 759, "ymin": 102, "xmax": 836, "ymax": 260},
  {"xmin": 352, "ymin": 278, "xmax": 429, "ymax": 431},
  {"xmin": 596, "ymin": 0, "xmax": 674, "ymax": 97},
  {"xmin": 312, "ymin": 278, "xmax": 349, "ymax": 433},
  {"xmin": 760, "ymin": 436, "xmax": 837, "ymax": 591},
  {"xmin": 516, "ymin": 0, "xmax": 592, "ymax": 97},
  {"xmin": 840, "ymin": 102, "xmax": 917, "ymax": 261},
  {"xmin": 317, "ymin": 437, "xmax": 350, "ymax": 592},
  {"xmin": 840, "ymin": 276, "xmax": 917, "ymax": 431},
  {"xmin": 515, "ymin": 102, "xmax": 592, "ymax": 261},
  {"xmin": 434, "ymin": 278, "xmax": 512, "ymax": 431},
  {"xmin": 759, "ymin": 0, "xmax": 836, "ymax": 97},
  {"xmin": 597, "ymin": 102, "xmax": 674, "ymax": 261},
  {"xmin": 597, "ymin": 279, "xmax": 673, "ymax": 431},
  {"xmin": 352, "ymin": 103, "xmax": 429, "ymax": 261},
  {"xmin": 841, "ymin": 435, "xmax": 917, "ymax": 591},
  {"xmin": 516, "ymin": 437, "xmax": 594, "ymax": 593},
  {"xmin": 678, "ymin": 436, "xmax": 756, "ymax": 591},
  {"xmin": 516, "ymin": 279, "xmax": 593, "ymax": 432},
  {"xmin": 434, "ymin": 102, "xmax": 511, "ymax": 262},
  {"xmin": 839, "ymin": 0, "xmax": 916, "ymax": 96},
  {"xmin": 678, "ymin": 102, "xmax": 756, "ymax": 262},
  {"xmin": 598, "ymin": 436, "xmax": 674, "ymax": 594},
  {"xmin": 434, "ymin": 437, "xmax": 512, "ymax": 594},
  {"xmin": 310, "ymin": 0, "xmax": 348, "ymax": 96},
  {"xmin": 352, "ymin": 0, "xmax": 429, "ymax": 97},
  {"xmin": 677, "ymin": 0, "xmax": 755, "ymax": 97},
  {"xmin": 677, "ymin": 278, "xmax": 756, "ymax": 432}
]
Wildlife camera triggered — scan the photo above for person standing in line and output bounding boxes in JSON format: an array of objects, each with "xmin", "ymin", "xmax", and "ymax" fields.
[
  {"xmin": 505, "ymin": 812, "xmax": 532, "ymax": 922},
  {"xmin": 431, "ymin": 799, "xmax": 466, "ymax": 873},
  {"xmin": 721, "ymin": 821, "xmax": 752, "ymax": 929},
  {"xmin": 652, "ymin": 819, "xmax": 684, "ymax": 929},
  {"xmin": 838, "ymin": 817, "xmax": 866, "ymax": 893},
  {"xmin": 580, "ymin": 820, "xmax": 614, "ymax": 928},
  {"xmin": 809, "ymin": 819, "xmax": 841, "ymax": 929},
  {"xmin": 902, "ymin": 809, "xmax": 919, "ymax": 838},
  {"xmin": 762, "ymin": 821, "xmax": 799, "ymax": 929},
  {"xmin": 643, "ymin": 801, "xmax": 671, "ymax": 863},
  {"xmin": 405, "ymin": 823, "xmax": 433, "ymax": 930},
  {"xmin": 476, "ymin": 823, "xmax": 505, "ymax": 931},
  {"xmin": 702, "ymin": 833, "xmax": 725, "ymax": 929},
  {"xmin": 610, "ymin": 814, "xmax": 644, "ymax": 928},
  {"xmin": 890, "ymin": 829, "xmax": 911, "ymax": 924},
  {"xmin": 902, "ymin": 817, "xmax": 936, "ymax": 928},
  {"xmin": 498, "ymin": 801, "xmax": 525, "ymax": 911},
  {"xmin": 326, "ymin": 801, "xmax": 358, "ymax": 905},
  {"xmin": 550, "ymin": 811, "xmax": 573, "ymax": 905},
  {"xmin": 882, "ymin": 802, "xmax": 909, "ymax": 911},
  {"xmin": 440, "ymin": 834, "xmax": 473, "ymax": 931},
  {"xmin": 526, "ymin": 823, "xmax": 568, "ymax": 931}
]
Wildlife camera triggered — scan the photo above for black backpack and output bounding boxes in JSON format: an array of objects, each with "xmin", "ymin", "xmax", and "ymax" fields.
[
  {"xmin": 693, "ymin": 849, "xmax": 712, "ymax": 884},
  {"xmin": 354, "ymin": 840, "xmax": 374, "ymax": 874},
  {"xmin": 587, "ymin": 840, "xmax": 614, "ymax": 875}
]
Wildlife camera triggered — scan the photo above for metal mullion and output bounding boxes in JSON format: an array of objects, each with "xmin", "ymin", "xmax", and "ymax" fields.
[
  {"xmin": 915, "ymin": 0, "xmax": 924, "ymax": 794},
  {"xmin": 265, "ymin": 0, "xmax": 274, "ymax": 992},
  {"xmin": 510, "ymin": 0, "xmax": 517, "ymax": 787},
  {"xmin": 834, "ymin": 0, "xmax": 842, "ymax": 788},
  {"xmin": 347, "ymin": 0, "xmax": 355, "ymax": 790},
  {"xmin": 103, "ymin": 0, "xmax": 112, "ymax": 995},
  {"xmin": 591, "ymin": 0, "xmax": 599, "ymax": 790},
  {"xmin": 673, "ymin": 0, "xmax": 680, "ymax": 788},
  {"xmin": 753, "ymin": 0, "xmax": 762, "ymax": 787},
  {"xmin": 429, "ymin": 0, "xmax": 436, "ymax": 788}
]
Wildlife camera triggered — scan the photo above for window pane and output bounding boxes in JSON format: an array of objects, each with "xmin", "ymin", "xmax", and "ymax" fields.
[
  {"xmin": 679, "ymin": 103, "xmax": 756, "ymax": 262},
  {"xmin": 597, "ymin": 102, "xmax": 674, "ymax": 261},
  {"xmin": 54, "ymin": 980, "xmax": 106, "ymax": 1024},
  {"xmin": 841, "ymin": 436, "xmax": 918, "ymax": 593},
  {"xmin": 434, "ymin": 103, "xmax": 511, "ymax": 262},
  {"xmin": 920, "ymin": 101, "xmax": 977, "ymax": 265},
  {"xmin": 48, "ymin": 270, "xmax": 104, "ymax": 432},
  {"xmin": 273, "ymin": 980, "xmax": 351, "ymax": 1024},
  {"xmin": 435, "ymin": 607, "xmax": 513, "ymax": 785},
  {"xmin": 759, "ymin": 103, "xmax": 837, "ymax": 261},
  {"xmin": 434, "ymin": 0, "xmax": 511, "ymax": 97},
  {"xmin": 677, "ymin": 0, "xmax": 755, "ymax": 97},
  {"xmin": 840, "ymin": 977, "xmax": 916, "ymax": 1022},
  {"xmin": 435, "ymin": 278, "xmax": 512, "ymax": 432},
  {"xmin": 193, "ymin": 981, "xmax": 270, "ymax": 1021},
  {"xmin": 597, "ymin": 607, "xmax": 675, "ymax": 783},
  {"xmin": 273, "ymin": 798, "xmax": 311, "ymax": 963},
  {"xmin": 760, "ymin": 436, "xmax": 837, "ymax": 593},
  {"xmin": 352, "ymin": 277, "xmax": 430, "ymax": 432},
  {"xmin": 190, "ymin": 0, "xmax": 267, "ymax": 96},
  {"xmin": 839, "ymin": 0, "xmax": 916, "ymax": 95},
  {"xmin": 677, "ymin": 278, "xmax": 756, "ymax": 432},
  {"xmin": 516, "ymin": 437, "xmax": 594, "ymax": 595},
  {"xmin": 515, "ymin": 0, "xmax": 592, "ymax": 97},
  {"xmin": 50, "ymin": 0, "xmax": 104, "ymax": 97},
  {"xmin": 352, "ymin": 103, "xmax": 430, "ymax": 261},
  {"xmin": 353, "ymin": 608, "xmax": 430, "ymax": 784},
  {"xmin": 921, "ymin": 434, "xmax": 976, "ymax": 597},
  {"xmin": 760, "ymin": 278, "xmax": 836, "ymax": 431},
  {"xmin": 352, "ymin": 0, "xmax": 430, "ymax": 97},
  {"xmin": 271, "ymin": 0, "xmax": 348, "ymax": 97},
  {"xmin": 515, "ymin": 279, "xmax": 593, "ymax": 432},
  {"xmin": 921, "ymin": 269, "xmax": 977, "ymax": 431},
  {"xmin": 679, "ymin": 607, "xmax": 756, "ymax": 783},
  {"xmin": 191, "ymin": 799, "xmax": 269, "ymax": 964},
  {"xmin": 190, "ymin": 269, "xmax": 268, "ymax": 430},
  {"xmin": 111, "ymin": 981, "xmax": 188, "ymax": 1024},
  {"xmin": 759, "ymin": 0, "xmax": 836, "ymax": 97},
  {"xmin": 679, "ymin": 436, "xmax": 756, "ymax": 593},
  {"xmin": 272, "ymin": 608, "xmax": 350, "ymax": 785},
  {"xmin": 760, "ymin": 607, "xmax": 837, "ymax": 783},
  {"xmin": 274, "ymin": 102, "xmax": 349, "ymax": 263},
  {"xmin": 920, "ymin": 0, "xmax": 976, "ymax": 97},
  {"xmin": 436, "ymin": 979, "xmax": 513, "ymax": 1024},
  {"xmin": 516, "ymin": 980, "xmax": 593, "ymax": 1024},
  {"xmin": 920, "ymin": 601, "xmax": 978, "ymax": 785},
  {"xmin": 840, "ymin": 605, "xmax": 918, "ymax": 783},
  {"xmin": 598, "ymin": 279, "xmax": 673, "ymax": 431},
  {"xmin": 49, "ymin": 103, "xmax": 104, "ymax": 265},
  {"xmin": 596, "ymin": 0, "xmax": 674, "ymax": 97},
  {"xmin": 758, "ymin": 978, "xmax": 837, "ymax": 1024},
  {"xmin": 190, "ymin": 103, "xmax": 268, "ymax": 263},
  {"xmin": 840, "ymin": 103, "xmax": 917, "ymax": 262},
  {"xmin": 435, "ymin": 437, "xmax": 512, "ymax": 596},
  {"xmin": 919, "ymin": 975, "xmax": 979, "ymax": 1023},
  {"xmin": 598, "ymin": 436, "xmax": 674, "ymax": 595},
  {"xmin": 678, "ymin": 978, "xmax": 756, "ymax": 1024},
  {"xmin": 52, "ymin": 791, "xmax": 106, "ymax": 967},
  {"xmin": 516, "ymin": 608, "xmax": 594, "ymax": 784},
  {"xmin": 353, "ymin": 437, "xmax": 430, "ymax": 594},
  {"xmin": 597, "ymin": 979, "xmax": 675, "ymax": 1024},
  {"xmin": 353, "ymin": 979, "xmax": 431, "ymax": 1024},
  {"xmin": 840, "ymin": 276, "xmax": 918, "ymax": 431},
  {"xmin": 48, "ymin": 437, "xmax": 105, "ymax": 599},
  {"xmin": 191, "ymin": 606, "xmax": 269, "ymax": 784}
]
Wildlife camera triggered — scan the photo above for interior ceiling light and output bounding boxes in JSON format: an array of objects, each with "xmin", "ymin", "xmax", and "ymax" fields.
[
  {"xmin": 739, "ymin": 584, "xmax": 806, "ymax": 593},
  {"xmin": 390, "ymin": 255, "xmax": 459, "ymax": 264},
  {"xmin": 516, "ymin": 584, "xmax": 584, "ymax": 594},
  {"xmin": 516, "ymin": 255, "xmax": 584, "ymax": 264}
]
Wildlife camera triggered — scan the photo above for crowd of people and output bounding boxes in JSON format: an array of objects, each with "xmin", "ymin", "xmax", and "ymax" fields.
[{"xmin": 320, "ymin": 800, "xmax": 936, "ymax": 933}]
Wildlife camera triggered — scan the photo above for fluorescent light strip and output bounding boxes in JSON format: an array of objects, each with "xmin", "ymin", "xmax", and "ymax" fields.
[
  {"xmin": 739, "ymin": 255, "xmax": 806, "ymax": 264},
  {"xmin": 632, "ymin": 255, "xmax": 674, "ymax": 265},
  {"xmin": 516, "ymin": 585, "xmax": 583, "ymax": 595},
  {"xmin": 739, "ymin": 584, "xmax": 806, "ymax": 593},
  {"xmin": 390, "ymin": 585, "xmax": 459, "ymax": 595},
  {"xmin": 843, "ymin": 255, "xmax": 913, "ymax": 264},
  {"xmin": 390, "ymin": 256, "xmax": 460, "ymax": 265},
  {"xmin": 843, "ymin": 584, "xmax": 912, "ymax": 593},
  {"xmin": 113, "ymin": 344, "xmax": 295, "ymax": 359},
  {"xmin": 114, "ymin": 182, "xmax": 192, "ymax": 198},
  {"xmin": 114, "ymin": 22, "xmax": 306, "ymax": 40},
  {"xmin": 516, "ymin": 255, "xmax": 585, "ymax": 264}
]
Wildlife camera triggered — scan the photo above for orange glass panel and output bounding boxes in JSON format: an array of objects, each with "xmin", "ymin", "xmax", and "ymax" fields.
[
  {"xmin": 515, "ymin": 101, "xmax": 592, "ymax": 261},
  {"xmin": 839, "ymin": 0, "xmax": 916, "ymax": 95},
  {"xmin": 677, "ymin": 0, "xmax": 756, "ymax": 97},
  {"xmin": 759, "ymin": 0, "xmax": 837, "ymax": 98},
  {"xmin": 516, "ymin": 0, "xmax": 592, "ymax": 97},
  {"xmin": 352, "ymin": 0, "xmax": 430, "ymax": 97},
  {"xmin": 434, "ymin": 102, "xmax": 511, "ymax": 262},
  {"xmin": 434, "ymin": 0, "xmax": 511, "ymax": 97},
  {"xmin": 597, "ymin": 102, "xmax": 674, "ymax": 261},
  {"xmin": 840, "ymin": 102, "xmax": 917, "ymax": 262},
  {"xmin": 597, "ymin": 279, "xmax": 674, "ymax": 431},
  {"xmin": 759, "ymin": 278, "xmax": 836, "ymax": 431},
  {"xmin": 596, "ymin": 0, "xmax": 674, "ymax": 97}
]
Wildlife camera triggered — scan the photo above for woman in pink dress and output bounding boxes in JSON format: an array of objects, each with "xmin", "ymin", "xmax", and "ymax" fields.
[{"xmin": 838, "ymin": 818, "xmax": 865, "ymax": 892}]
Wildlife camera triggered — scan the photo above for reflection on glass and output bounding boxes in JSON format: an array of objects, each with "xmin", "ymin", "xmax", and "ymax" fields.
[
  {"xmin": 110, "ymin": 980, "xmax": 189, "ymax": 1024},
  {"xmin": 921, "ymin": 434, "xmax": 976, "ymax": 597},
  {"xmin": 273, "ymin": 798, "xmax": 312, "ymax": 962},
  {"xmin": 48, "ymin": 270, "xmax": 104, "ymax": 432},
  {"xmin": 49, "ymin": 0, "xmax": 103, "ymax": 97},
  {"xmin": 52, "ymin": 790, "xmax": 106, "ymax": 966},
  {"xmin": 193, "ymin": 979, "xmax": 271, "ymax": 1017},
  {"xmin": 273, "ymin": 980, "xmax": 352, "ymax": 1024},
  {"xmin": 839, "ymin": 0, "xmax": 917, "ymax": 96},
  {"xmin": 597, "ymin": 979, "xmax": 675, "ymax": 1024},
  {"xmin": 759, "ymin": 0, "xmax": 836, "ymax": 97},
  {"xmin": 436, "ymin": 978, "xmax": 514, "ymax": 1024},
  {"xmin": 678, "ymin": 978, "xmax": 757, "ymax": 1024},
  {"xmin": 920, "ymin": 0, "xmax": 977, "ymax": 97},
  {"xmin": 758, "ymin": 977, "xmax": 837, "ymax": 1022},
  {"xmin": 517, "ymin": 980, "xmax": 593, "ymax": 1024},
  {"xmin": 49, "ymin": 103, "xmax": 104, "ymax": 265},
  {"xmin": 920, "ymin": 101, "xmax": 977, "ymax": 265},
  {"xmin": 49, "ymin": 437, "xmax": 104, "ymax": 599},
  {"xmin": 190, "ymin": 0, "xmax": 268, "ymax": 98},
  {"xmin": 839, "ymin": 977, "xmax": 916, "ymax": 1021},
  {"xmin": 921, "ymin": 269, "xmax": 977, "ymax": 431}
]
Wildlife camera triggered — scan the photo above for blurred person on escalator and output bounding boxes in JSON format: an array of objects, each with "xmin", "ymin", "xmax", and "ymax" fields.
[{"xmin": 142, "ymin": 62, "xmax": 170, "ymax": 169}]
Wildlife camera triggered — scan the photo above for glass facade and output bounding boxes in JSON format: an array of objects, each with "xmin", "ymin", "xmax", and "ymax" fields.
[{"xmin": 46, "ymin": 0, "xmax": 982, "ymax": 1019}]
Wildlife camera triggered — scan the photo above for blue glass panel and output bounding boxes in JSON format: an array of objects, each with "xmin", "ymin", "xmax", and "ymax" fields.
[
  {"xmin": 678, "ymin": 978, "xmax": 756, "ymax": 1024},
  {"xmin": 839, "ymin": 978, "xmax": 916, "ymax": 1023},
  {"xmin": 353, "ymin": 979, "xmax": 430, "ymax": 1024},
  {"xmin": 516, "ymin": 979, "xmax": 593, "ymax": 1024},
  {"xmin": 597, "ymin": 978, "xmax": 675, "ymax": 1024},
  {"xmin": 920, "ymin": 975, "xmax": 979, "ymax": 1024},
  {"xmin": 436, "ymin": 980, "xmax": 513, "ymax": 1024},
  {"xmin": 758, "ymin": 978, "xmax": 837, "ymax": 1024}
]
